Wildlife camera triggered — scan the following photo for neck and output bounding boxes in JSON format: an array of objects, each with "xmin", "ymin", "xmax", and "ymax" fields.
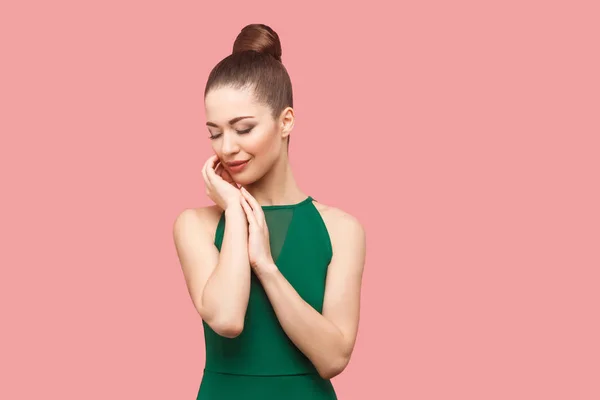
[{"xmin": 244, "ymin": 150, "xmax": 307, "ymax": 206}]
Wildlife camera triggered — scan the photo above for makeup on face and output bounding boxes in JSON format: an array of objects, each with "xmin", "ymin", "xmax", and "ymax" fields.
[
  {"xmin": 227, "ymin": 159, "xmax": 251, "ymax": 173},
  {"xmin": 206, "ymin": 116, "xmax": 256, "ymax": 128},
  {"xmin": 206, "ymin": 116, "xmax": 257, "ymax": 139}
]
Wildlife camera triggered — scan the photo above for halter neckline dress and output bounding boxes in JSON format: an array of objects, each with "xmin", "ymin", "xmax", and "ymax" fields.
[{"xmin": 196, "ymin": 196, "xmax": 338, "ymax": 399}]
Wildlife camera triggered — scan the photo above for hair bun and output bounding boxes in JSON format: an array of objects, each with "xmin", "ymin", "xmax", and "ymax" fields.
[{"xmin": 232, "ymin": 24, "xmax": 282, "ymax": 62}]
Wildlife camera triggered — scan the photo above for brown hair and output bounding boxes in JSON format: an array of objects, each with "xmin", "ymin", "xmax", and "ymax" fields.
[{"xmin": 204, "ymin": 24, "xmax": 293, "ymax": 144}]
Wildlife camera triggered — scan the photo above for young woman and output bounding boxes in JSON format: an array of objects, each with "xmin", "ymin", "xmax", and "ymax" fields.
[{"xmin": 173, "ymin": 23, "xmax": 366, "ymax": 400}]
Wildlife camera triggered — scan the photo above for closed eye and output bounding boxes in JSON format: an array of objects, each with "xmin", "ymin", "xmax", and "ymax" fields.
[{"xmin": 209, "ymin": 127, "xmax": 253, "ymax": 140}]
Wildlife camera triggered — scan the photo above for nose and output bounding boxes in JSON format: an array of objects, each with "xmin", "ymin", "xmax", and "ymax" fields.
[{"xmin": 220, "ymin": 131, "xmax": 240, "ymax": 156}]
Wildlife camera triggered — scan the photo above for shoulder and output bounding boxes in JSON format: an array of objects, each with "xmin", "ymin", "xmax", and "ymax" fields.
[
  {"xmin": 312, "ymin": 201, "xmax": 366, "ymax": 251},
  {"xmin": 312, "ymin": 200, "xmax": 365, "ymax": 236},
  {"xmin": 173, "ymin": 205, "xmax": 224, "ymax": 242}
]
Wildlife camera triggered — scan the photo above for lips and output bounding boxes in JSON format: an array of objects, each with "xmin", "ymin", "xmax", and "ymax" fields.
[
  {"xmin": 226, "ymin": 159, "xmax": 250, "ymax": 166},
  {"xmin": 225, "ymin": 159, "xmax": 250, "ymax": 173}
]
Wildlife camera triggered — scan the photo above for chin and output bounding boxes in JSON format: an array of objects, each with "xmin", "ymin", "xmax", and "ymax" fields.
[
  {"xmin": 232, "ymin": 172, "xmax": 257, "ymax": 186},
  {"xmin": 233, "ymin": 168, "xmax": 266, "ymax": 187}
]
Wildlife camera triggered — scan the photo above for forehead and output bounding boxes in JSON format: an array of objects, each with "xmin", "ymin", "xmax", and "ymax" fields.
[{"xmin": 205, "ymin": 86, "xmax": 267, "ymax": 122}]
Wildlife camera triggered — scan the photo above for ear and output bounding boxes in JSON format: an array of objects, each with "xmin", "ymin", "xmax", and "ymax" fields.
[{"xmin": 279, "ymin": 107, "xmax": 295, "ymax": 139}]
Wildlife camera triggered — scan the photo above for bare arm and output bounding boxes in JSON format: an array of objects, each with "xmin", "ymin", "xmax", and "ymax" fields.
[
  {"xmin": 255, "ymin": 211, "xmax": 366, "ymax": 379},
  {"xmin": 173, "ymin": 205, "xmax": 251, "ymax": 338}
]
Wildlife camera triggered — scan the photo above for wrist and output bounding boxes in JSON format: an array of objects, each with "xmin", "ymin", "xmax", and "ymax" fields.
[
  {"xmin": 224, "ymin": 205, "xmax": 248, "ymax": 226},
  {"xmin": 224, "ymin": 203, "xmax": 244, "ymax": 216},
  {"xmin": 255, "ymin": 262, "xmax": 279, "ymax": 280}
]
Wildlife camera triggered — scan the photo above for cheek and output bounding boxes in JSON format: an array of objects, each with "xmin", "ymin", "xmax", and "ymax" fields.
[
  {"xmin": 210, "ymin": 142, "xmax": 220, "ymax": 156},
  {"xmin": 247, "ymin": 130, "xmax": 279, "ymax": 157}
]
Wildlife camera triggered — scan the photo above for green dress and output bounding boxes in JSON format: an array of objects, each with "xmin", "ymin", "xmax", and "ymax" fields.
[{"xmin": 197, "ymin": 196, "xmax": 338, "ymax": 399}]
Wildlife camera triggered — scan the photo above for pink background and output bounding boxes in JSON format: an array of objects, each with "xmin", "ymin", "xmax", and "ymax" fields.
[{"xmin": 1, "ymin": 1, "xmax": 599, "ymax": 399}]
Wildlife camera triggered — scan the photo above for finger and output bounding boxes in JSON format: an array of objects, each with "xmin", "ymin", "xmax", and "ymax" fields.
[
  {"xmin": 205, "ymin": 155, "xmax": 220, "ymax": 184},
  {"xmin": 220, "ymin": 165, "xmax": 236, "ymax": 185},
  {"xmin": 241, "ymin": 187, "xmax": 265, "ymax": 227},
  {"xmin": 201, "ymin": 155, "xmax": 211, "ymax": 179},
  {"xmin": 204, "ymin": 154, "xmax": 217, "ymax": 172},
  {"xmin": 241, "ymin": 187, "xmax": 262, "ymax": 213},
  {"xmin": 202, "ymin": 156, "xmax": 213, "ymax": 189},
  {"xmin": 240, "ymin": 196, "xmax": 258, "ymax": 226},
  {"xmin": 215, "ymin": 161, "xmax": 233, "ymax": 184}
]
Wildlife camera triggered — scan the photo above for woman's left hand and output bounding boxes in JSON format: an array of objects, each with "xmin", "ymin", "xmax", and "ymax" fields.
[{"xmin": 239, "ymin": 187, "xmax": 277, "ymax": 275}]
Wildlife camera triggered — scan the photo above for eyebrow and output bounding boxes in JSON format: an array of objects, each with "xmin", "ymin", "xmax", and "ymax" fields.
[{"xmin": 206, "ymin": 116, "xmax": 255, "ymax": 127}]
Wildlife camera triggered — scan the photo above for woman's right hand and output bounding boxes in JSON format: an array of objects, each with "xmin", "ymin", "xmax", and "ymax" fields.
[{"xmin": 202, "ymin": 155, "xmax": 242, "ymax": 211}]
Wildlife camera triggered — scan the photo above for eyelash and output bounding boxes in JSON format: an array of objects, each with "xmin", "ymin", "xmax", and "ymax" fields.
[{"xmin": 209, "ymin": 127, "xmax": 253, "ymax": 140}]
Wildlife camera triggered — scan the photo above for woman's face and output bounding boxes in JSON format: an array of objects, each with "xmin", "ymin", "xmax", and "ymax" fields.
[{"xmin": 204, "ymin": 85, "xmax": 290, "ymax": 185}]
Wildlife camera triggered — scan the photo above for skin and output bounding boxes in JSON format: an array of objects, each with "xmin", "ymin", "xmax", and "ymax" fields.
[{"xmin": 173, "ymin": 85, "xmax": 366, "ymax": 380}]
